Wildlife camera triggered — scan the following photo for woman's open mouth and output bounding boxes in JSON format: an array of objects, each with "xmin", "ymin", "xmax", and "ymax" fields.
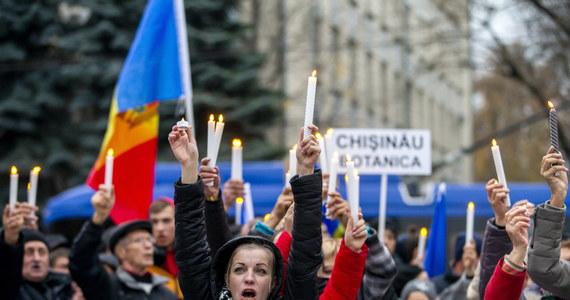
[{"xmin": 241, "ymin": 289, "xmax": 256, "ymax": 299}]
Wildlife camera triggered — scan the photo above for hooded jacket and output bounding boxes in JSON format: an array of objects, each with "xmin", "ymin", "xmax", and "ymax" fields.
[{"xmin": 175, "ymin": 172, "xmax": 323, "ymax": 300}]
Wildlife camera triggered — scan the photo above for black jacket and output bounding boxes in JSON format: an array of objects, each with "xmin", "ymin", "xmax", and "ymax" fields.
[
  {"xmin": 175, "ymin": 171, "xmax": 323, "ymax": 300},
  {"xmin": 0, "ymin": 229, "xmax": 73, "ymax": 300},
  {"xmin": 69, "ymin": 221, "xmax": 177, "ymax": 300}
]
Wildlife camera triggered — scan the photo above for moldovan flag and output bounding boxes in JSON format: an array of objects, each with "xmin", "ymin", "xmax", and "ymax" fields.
[{"xmin": 87, "ymin": 0, "xmax": 192, "ymax": 224}]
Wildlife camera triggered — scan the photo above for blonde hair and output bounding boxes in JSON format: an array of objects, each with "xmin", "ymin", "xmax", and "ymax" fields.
[{"xmin": 321, "ymin": 238, "xmax": 340, "ymax": 260}]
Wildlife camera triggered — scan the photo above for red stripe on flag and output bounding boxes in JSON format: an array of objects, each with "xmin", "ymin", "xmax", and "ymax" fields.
[{"xmin": 87, "ymin": 138, "xmax": 157, "ymax": 224}]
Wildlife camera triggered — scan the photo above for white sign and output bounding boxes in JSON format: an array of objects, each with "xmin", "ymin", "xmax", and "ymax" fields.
[{"xmin": 329, "ymin": 128, "xmax": 432, "ymax": 175}]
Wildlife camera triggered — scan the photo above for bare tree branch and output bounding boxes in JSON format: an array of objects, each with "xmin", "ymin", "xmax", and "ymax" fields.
[{"xmin": 525, "ymin": 0, "xmax": 570, "ymax": 39}]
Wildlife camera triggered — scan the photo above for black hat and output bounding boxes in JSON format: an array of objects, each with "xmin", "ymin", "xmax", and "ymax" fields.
[
  {"xmin": 21, "ymin": 229, "xmax": 49, "ymax": 249},
  {"xmin": 108, "ymin": 220, "xmax": 152, "ymax": 254}
]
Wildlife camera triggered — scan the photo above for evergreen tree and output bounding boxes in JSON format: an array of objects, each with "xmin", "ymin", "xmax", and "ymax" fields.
[{"xmin": 0, "ymin": 0, "xmax": 283, "ymax": 212}]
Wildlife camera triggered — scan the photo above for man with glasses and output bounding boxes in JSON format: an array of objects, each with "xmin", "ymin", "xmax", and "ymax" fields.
[{"xmin": 69, "ymin": 184, "xmax": 176, "ymax": 299}]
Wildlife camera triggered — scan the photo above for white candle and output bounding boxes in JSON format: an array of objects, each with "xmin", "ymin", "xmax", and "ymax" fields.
[
  {"xmin": 466, "ymin": 202, "xmax": 475, "ymax": 246},
  {"xmin": 176, "ymin": 117, "xmax": 190, "ymax": 130},
  {"xmin": 346, "ymin": 157, "xmax": 359, "ymax": 223},
  {"xmin": 303, "ymin": 70, "xmax": 317, "ymax": 139},
  {"xmin": 28, "ymin": 166, "xmax": 41, "ymax": 207},
  {"xmin": 209, "ymin": 115, "xmax": 224, "ymax": 167},
  {"xmin": 289, "ymin": 145, "xmax": 297, "ymax": 176},
  {"xmin": 417, "ymin": 227, "xmax": 428, "ymax": 260},
  {"xmin": 316, "ymin": 133, "xmax": 328, "ymax": 173},
  {"xmin": 231, "ymin": 139, "xmax": 243, "ymax": 181},
  {"xmin": 207, "ymin": 114, "xmax": 215, "ymax": 161},
  {"xmin": 352, "ymin": 170, "xmax": 360, "ymax": 223},
  {"xmin": 325, "ymin": 128, "xmax": 334, "ymax": 163},
  {"xmin": 378, "ymin": 173, "xmax": 388, "ymax": 239},
  {"xmin": 105, "ymin": 149, "xmax": 114, "ymax": 193},
  {"xmin": 235, "ymin": 197, "xmax": 243, "ymax": 225},
  {"xmin": 491, "ymin": 139, "xmax": 511, "ymax": 207},
  {"xmin": 9, "ymin": 166, "xmax": 18, "ymax": 211},
  {"xmin": 325, "ymin": 152, "xmax": 339, "ymax": 208}
]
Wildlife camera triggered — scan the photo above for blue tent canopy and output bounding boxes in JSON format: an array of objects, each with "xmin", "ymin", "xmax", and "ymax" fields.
[{"xmin": 43, "ymin": 161, "xmax": 560, "ymax": 226}]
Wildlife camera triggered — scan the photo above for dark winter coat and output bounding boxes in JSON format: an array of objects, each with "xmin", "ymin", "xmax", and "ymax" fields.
[
  {"xmin": 175, "ymin": 171, "xmax": 323, "ymax": 300},
  {"xmin": 69, "ymin": 221, "xmax": 177, "ymax": 300}
]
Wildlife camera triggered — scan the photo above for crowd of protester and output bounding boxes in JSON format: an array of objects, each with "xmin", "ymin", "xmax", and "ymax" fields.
[{"xmin": 1, "ymin": 124, "xmax": 569, "ymax": 300}]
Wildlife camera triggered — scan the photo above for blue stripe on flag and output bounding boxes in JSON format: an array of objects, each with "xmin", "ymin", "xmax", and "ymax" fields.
[{"xmin": 117, "ymin": 0, "xmax": 183, "ymax": 112}]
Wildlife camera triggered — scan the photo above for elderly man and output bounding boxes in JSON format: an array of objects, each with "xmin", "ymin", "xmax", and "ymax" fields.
[
  {"xmin": 69, "ymin": 185, "xmax": 176, "ymax": 299},
  {"xmin": 0, "ymin": 202, "xmax": 77, "ymax": 299}
]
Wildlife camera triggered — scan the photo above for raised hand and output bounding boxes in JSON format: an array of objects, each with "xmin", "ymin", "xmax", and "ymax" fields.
[
  {"xmin": 222, "ymin": 179, "xmax": 245, "ymax": 211},
  {"xmin": 325, "ymin": 191, "xmax": 350, "ymax": 226},
  {"xmin": 462, "ymin": 241, "xmax": 479, "ymax": 277},
  {"xmin": 296, "ymin": 124, "xmax": 320, "ymax": 177},
  {"xmin": 91, "ymin": 184, "xmax": 115, "ymax": 225},
  {"xmin": 264, "ymin": 187, "xmax": 294, "ymax": 230},
  {"xmin": 168, "ymin": 125, "xmax": 198, "ymax": 184},
  {"xmin": 283, "ymin": 203, "xmax": 295, "ymax": 235},
  {"xmin": 2, "ymin": 203, "xmax": 37, "ymax": 244},
  {"xmin": 200, "ymin": 157, "xmax": 221, "ymax": 200},
  {"xmin": 485, "ymin": 179, "xmax": 510, "ymax": 226},
  {"xmin": 505, "ymin": 204, "xmax": 531, "ymax": 266},
  {"xmin": 541, "ymin": 146, "xmax": 568, "ymax": 208},
  {"xmin": 345, "ymin": 213, "xmax": 367, "ymax": 253}
]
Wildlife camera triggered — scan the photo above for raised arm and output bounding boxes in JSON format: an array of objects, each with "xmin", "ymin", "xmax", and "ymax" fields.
[
  {"xmin": 357, "ymin": 228, "xmax": 397, "ymax": 300},
  {"xmin": 169, "ymin": 125, "xmax": 215, "ymax": 300},
  {"xmin": 478, "ymin": 178, "xmax": 511, "ymax": 295},
  {"xmin": 528, "ymin": 146, "xmax": 570, "ymax": 298},
  {"xmin": 284, "ymin": 125, "xmax": 323, "ymax": 300},
  {"xmin": 320, "ymin": 214, "xmax": 369, "ymax": 300},
  {"xmin": 0, "ymin": 203, "xmax": 37, "ymax": 298},
  {"xmin": 200, "ymin": 157, "xmax": 232, "ymax": 256},
  {"xmin": 69, "ymin": 184, "xmax": 116, "ymax": 300},
  {"xmin": 484, "ymin": 205, "xmax": 531, "ymax": 300}
]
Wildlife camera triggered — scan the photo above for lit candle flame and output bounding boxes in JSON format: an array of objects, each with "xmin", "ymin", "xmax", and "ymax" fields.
[
  {"xmin": 264, "ymin": 214, "xmax": 271, "ymax": 221},
  {"xmin": 292, "ymin": 144, "xmax": 297, "ymax": 151},
  {"xmin": 315, "ymin": 132, "xmax": 323, "ymax": 139},
  {"xmin": 492, "ymin": 139, "xmax": 497, "ymax": 147},
  {"xmin": 218, "ymin": 114, "xmax": 224, "ymax": 123},
  {"xmin": 232, "ymin": 139, "xmax": 242, "ymax": 147},
  {"xmin": 468, "ymin": 202, "xmax": 475, "ymax": 210},
  {"xmin": 107, "ymin": 149, "xmax": 114, "ymax": 157},
  {"xmin": 236, "ymin": 197, "xmax": 244, "ymax": 205},
  {"xmin": 209, "ymin": 114, "xmax": 214, "ymax": 121},
  {"xmin": 548, "ymin": 101, "xmax": 554, "ymax": 109},
  {"xmin": 181, "ymin": 117, "xmax": 185, "ymax": 121},
  {"xmin": 11, "ymin": 166, "xmax": 17, "ymax": 174},
  {"xmin": 32, "ymin": 166, "xmax": 41, "ymax": 174},
  {"xmin": 326, "ymin": 128, "xmax": 333, "ymax": 136},
  {"xmin": 420, "ymin": 227, "xmax": 428, "ymax": 237},
  {"xmin": 346, "ymin": 154, "xmax": 352, "ymax": 162},
  {"xmin": 311, "ymin": 70, "xmax": 317, "ymax": 77}
]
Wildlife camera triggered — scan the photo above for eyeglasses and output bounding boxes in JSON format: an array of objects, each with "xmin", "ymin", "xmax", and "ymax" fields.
[{"xmin": 129, "ymin": 236, "xmax": 156, "ymax": 245}]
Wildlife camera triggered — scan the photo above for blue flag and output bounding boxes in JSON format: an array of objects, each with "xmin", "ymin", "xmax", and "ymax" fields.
[
  {"xmin": 424, "ymin": 182, "xmax": 447, "ymax": 278},
  {"xmin": 116, "ymin": 0, "xmax": 186, "ymax": 112}
]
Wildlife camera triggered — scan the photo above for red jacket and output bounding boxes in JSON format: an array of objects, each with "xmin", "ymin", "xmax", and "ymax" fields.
[
  {"xmin": 484, "ymin": 257, "xmax": 526, "ymax": 300},
  {"xmin": 319, "ymin": 239, "xmax": 368, "ymax": 300},
  {"xmin": 274, "ymin": 231, "xmax": 368, "ymax": 300}
]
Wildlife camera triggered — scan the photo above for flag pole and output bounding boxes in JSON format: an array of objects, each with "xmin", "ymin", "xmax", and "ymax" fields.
[
  {"xmin": 174, "ymin": 0, "xmax": 195, "ymax": 130},
  {"xmin": 378, "ymin": 173, "xmax": 388, "ymax": 240}
]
